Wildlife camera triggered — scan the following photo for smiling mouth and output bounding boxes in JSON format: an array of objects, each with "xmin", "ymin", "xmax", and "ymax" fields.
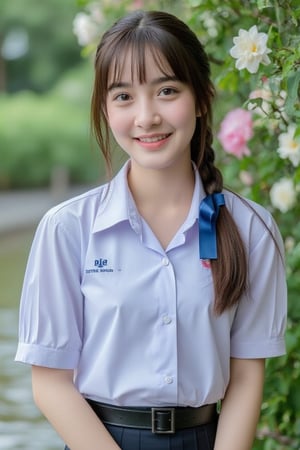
[{"xmin": 137, "ymin": 133, "xmax": 171, "ymax": 143}]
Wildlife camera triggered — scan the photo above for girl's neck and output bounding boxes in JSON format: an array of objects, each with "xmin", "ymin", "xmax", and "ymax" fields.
[{"xmin": 127, "ymin": 160, "xmax": 195, "ymax": 209}]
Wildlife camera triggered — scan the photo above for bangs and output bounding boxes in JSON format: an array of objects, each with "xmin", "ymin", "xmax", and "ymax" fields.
[
  {"xmin": 102, "ymin": 27, "xmax": 192, "ymax": 93},
  {"xmin": 94, "ymin": 9, "xmax": 212, "ymax": 127},
  {"xmin": 108, "ymin": 43, "xmax": 176, "ymax": 88}
]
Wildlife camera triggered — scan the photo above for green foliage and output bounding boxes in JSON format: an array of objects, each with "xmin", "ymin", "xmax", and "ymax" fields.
[
  {"xmin": 0, "ymin": 63, "xmax": 103, "ymax": 188},
  {"xmin": 0, "ymin": 0, "xmax": 83, "ymax": 92}
]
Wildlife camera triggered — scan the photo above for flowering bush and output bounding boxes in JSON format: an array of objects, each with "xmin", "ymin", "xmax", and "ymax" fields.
[
  {"xmin": 189, "ymin": 3, "xmax": 300, "ymax": 446},
  {"xmin": 74, "ymin": 1, "xmax": 300, "ymax": 448}
]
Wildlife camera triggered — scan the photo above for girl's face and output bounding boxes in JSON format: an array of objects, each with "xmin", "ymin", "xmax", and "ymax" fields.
[{"xmin": 106, "ymin": 48, "xmax": 198, "ymax": 175}]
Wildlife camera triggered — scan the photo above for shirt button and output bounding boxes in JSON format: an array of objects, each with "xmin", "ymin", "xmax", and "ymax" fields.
[
  {"xmin": 162, "ymin": 316, "xmax": 172, "ymax": 325},
  {"xmin": 162, "ymin": 257, "xmax": 169, "ymax": 266},
  {"xmin": 164, "ymin": 376, "xmax": 173, "ymax": 384}
]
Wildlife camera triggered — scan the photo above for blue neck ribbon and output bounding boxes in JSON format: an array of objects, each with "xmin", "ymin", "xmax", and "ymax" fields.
[{"xmin": 199, "ymin": 193, "xmax": 225, "ymax": 260}]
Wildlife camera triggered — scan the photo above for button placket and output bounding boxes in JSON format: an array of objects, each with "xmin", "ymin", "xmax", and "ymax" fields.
[{"xmin": 155, "ymin": 254, "xmax": 178, "ymax": 401}]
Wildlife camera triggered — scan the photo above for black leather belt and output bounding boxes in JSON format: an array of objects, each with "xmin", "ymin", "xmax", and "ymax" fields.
[{"xmin": 86, "ymin": 399, "xmax": 218, "ymax": 434}]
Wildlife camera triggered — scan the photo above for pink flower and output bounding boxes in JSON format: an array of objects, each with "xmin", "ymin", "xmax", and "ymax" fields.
[{"xmin": 218, "ymin": 108, "xmax": 253, "ymax": 158}]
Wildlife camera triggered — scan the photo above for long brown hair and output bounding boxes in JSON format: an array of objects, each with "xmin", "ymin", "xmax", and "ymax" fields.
[{"xmin": 91, "ymin": 10, "xmax": 247, "ymax": 314}]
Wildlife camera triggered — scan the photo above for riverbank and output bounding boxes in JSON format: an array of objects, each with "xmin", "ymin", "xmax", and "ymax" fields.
[{"xmin": 0, "ymin": 226, "xmax": 64, "ymax": 448}]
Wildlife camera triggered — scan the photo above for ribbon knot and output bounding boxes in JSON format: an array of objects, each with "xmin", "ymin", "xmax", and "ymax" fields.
[{"xmin": 199, "ymin": 193, "xmax": 225, "ymax": 260}]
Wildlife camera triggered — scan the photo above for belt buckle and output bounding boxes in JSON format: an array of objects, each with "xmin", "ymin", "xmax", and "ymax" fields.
[{"xmin": 151, "ymin": 407, "xmax": 175, "ymax": 434}]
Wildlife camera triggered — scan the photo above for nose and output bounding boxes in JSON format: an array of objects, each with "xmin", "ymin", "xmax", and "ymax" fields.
[{"xmin": 134, "ymin": 99, "xmax": 161, "ymax": 129}]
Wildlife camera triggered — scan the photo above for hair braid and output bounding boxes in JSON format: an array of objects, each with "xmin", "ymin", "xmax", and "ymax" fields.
[
  {"xmin": 198, "ymin": 126, "xmax": 223, "ymax": 195},
  {"xmin": 198, "ymin": 127, "xmax": 248, "ymax": 314}
]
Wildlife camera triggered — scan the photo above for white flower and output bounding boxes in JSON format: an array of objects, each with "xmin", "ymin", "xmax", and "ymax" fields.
[
  {"xmin": 230, "ymin": 25, "xmax": 271, "ymax": 74},
  {"xmin": 270, "ymin": 178, "xmax": 296, "ymax": 213},
  {"xmin": 277, "ymin": 124, "xmax": 300, "ymax": 167},
  {"xmin": 73, "ymin": 12, "xmax": 100, "ymax": 46}
]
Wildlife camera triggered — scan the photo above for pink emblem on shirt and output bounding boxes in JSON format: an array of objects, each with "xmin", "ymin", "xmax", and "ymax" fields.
[{"xmin": 201, "ymin": 259, "xmax": 211, "ymax": 269}]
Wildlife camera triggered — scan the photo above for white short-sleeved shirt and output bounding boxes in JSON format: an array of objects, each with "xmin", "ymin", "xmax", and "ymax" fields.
[{"xmin": 15, "ymin": 161, "xmax": 287, "ymax": 407}]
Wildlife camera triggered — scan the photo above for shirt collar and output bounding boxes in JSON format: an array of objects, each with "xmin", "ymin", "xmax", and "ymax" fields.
[
  {"xmin": 92, "ymin": 161, "xmax": 142, "ymax": 234},
  {"xmin": 184, "ymin": 162, "xmax": 206, "ymax": 228},
  {"xmin": 92, "ymin": 160, "xmax": 206, "ymax": 234}
]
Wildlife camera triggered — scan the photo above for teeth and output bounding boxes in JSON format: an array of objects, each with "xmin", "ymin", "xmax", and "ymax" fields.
[{"xmin": 139, "ymin": 134, "xmax": 169, "ymax": 143}]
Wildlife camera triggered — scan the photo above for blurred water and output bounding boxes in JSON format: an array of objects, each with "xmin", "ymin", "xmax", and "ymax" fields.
[{"xmin": 0, "ymin": 308, "xmax": 63, "ymax": 450}]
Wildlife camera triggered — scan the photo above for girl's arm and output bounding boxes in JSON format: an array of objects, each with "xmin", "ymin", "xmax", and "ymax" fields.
[
  {"xmin": 214, "ymin": 358, "xmax": 265, "ymax": 450},
  {"xmin": 32, "ymin": 366, "xmax": 121, "ymax": 450}
]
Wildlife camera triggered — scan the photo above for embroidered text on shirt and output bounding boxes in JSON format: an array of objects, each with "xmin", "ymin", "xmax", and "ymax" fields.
[
  {"xmin": 85, "ymin": 258, "xmax": 114, "ymax": 273},
  {"xmin": 95, "ymin": 258, "xmax": 108, "ymax": 268}
]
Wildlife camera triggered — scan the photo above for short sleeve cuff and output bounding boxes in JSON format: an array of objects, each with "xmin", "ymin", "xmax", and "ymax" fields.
[
  {"xmin": 231, "ymin": 336, "xmax": 286, "ymax": 359},
  {"xmin": 15, "ymin": 342, "xmax": 80, "ymax": 369}
]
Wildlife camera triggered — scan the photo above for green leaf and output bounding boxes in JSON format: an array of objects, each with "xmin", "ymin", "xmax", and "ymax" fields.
[
  {"xmin": 285, "ymin": 70, "xmax": 300, "ymax": 117},
  {"xmin": 257, "ymin": 0, "xmax": 273, "ymax": 10}
]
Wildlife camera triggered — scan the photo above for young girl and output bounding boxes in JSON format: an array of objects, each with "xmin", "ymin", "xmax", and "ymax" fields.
[{"xmin": 16, "ymin": 10, "xmax": 287, "ymax": 450}]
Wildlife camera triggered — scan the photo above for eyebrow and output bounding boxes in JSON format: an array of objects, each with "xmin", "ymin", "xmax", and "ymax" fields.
[{"xmin": 107, "ymin": 76, "xmax": 179, "ymax": 92}]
